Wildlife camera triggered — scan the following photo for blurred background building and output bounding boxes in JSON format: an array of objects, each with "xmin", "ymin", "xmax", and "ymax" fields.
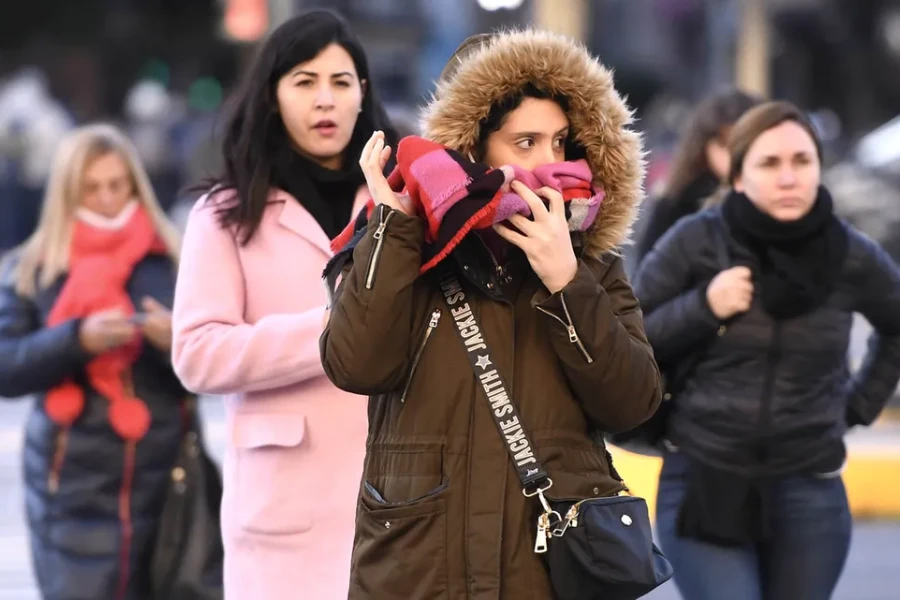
[{"xmin": 2, "ymin": 0, "xmax": 900, "ymax": 255}]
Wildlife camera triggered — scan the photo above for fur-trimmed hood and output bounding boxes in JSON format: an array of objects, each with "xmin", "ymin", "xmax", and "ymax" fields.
[{"xmin": 420, "ymin": 29, "xmax": 646, "ymax": 257}]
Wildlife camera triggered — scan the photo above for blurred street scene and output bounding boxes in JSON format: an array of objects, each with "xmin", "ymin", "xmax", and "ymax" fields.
[{"xmin": 2, "ymin": 0, "xmax": 899, "ymax": 598}]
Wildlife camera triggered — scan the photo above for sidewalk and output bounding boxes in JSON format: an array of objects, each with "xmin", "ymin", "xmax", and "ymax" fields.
[{"xmin": 609, "ymin": 412, "xmax": 900, "ymax": 520}]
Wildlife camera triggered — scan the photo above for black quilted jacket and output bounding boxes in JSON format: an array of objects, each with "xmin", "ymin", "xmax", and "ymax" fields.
[
  {"xmin": 633, "ymin": 206, "xmax": 900, "ymax": 478},
  {"xmin": 0, "ymin": 254, "xmax": 186, "ymax": 600}
]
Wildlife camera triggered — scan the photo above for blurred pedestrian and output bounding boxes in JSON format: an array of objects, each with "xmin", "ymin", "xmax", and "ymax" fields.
[
  {"xmin": 634, "ymin": 100, "xmax": 900, "ymax": 600},
  {"xmin": 636, "ymin": 88, "xmax": 762, "ymax": 262},
  {"xmin": 0, "ymin": 68, "xmax": 75, "ymax": 251},
  {"xmin": 0, "ymin": 124, "xmax": 197, "ymax": 600},
  {"xmin": 170, "ymin": 10, "xmax": 396, "ymax": 600},
  {"xmin": 320, "ymin": 30, "xmax": 662, "ymax": 599}
]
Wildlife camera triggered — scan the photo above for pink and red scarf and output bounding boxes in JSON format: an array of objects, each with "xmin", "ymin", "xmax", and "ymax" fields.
[{"xmin": 331, "ymin": 136, "xmax": 604, "ymax": 273}]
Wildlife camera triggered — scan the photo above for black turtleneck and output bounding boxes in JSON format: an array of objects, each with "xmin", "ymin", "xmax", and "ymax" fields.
[{"xmin": 271, "ymin": 151, "xmax": 365, "ymax": 240}]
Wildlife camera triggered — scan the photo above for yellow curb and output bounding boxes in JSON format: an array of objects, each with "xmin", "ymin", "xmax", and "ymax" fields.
[
  {"xmin": 880, "ymin": 405, "xmax": 900, "ymax": 422},
  {"xmin": 609, "ymin": 446, "xmax": 900, "ymax": 521},
  {"xmin": 842, "ymin": 451, "xmax": 900, "ymax": 519},
  {"xmin": 608, "ymin": 448, "xmax": 663, "ymax": 521}
]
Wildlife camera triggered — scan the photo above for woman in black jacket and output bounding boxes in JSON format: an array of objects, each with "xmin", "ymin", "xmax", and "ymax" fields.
[
  {"xmin": 635, "ymin": 89, "xmax": 762, "ymax": 263},
  {"xmin": 0, "ymin": 124, "xmax": 215, "ymax": 599},
  {"xmin": 634, "ymin": 101, "xmax": 900, "ymax": 600}
]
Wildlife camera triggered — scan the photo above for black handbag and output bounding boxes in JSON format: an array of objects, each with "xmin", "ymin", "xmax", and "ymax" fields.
[
  {"xmin": 439, "ymin": 270, "xmax": 674, "ymax": 600},
  {"xmin": 150, "ymin": 397, "xmax": 224, "ymax": 600},
  {"xmin": 609, "ymin": 214, "xmax": 732, "ymax": 457}
]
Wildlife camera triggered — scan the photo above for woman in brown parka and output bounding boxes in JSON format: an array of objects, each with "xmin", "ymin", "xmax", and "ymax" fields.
[{"xmin": 321, "ymin": 30, "xmax": 662, "ymax": 599}]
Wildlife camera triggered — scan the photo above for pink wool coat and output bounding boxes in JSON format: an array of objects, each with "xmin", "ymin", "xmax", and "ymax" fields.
[{"xmin": 172, "ymin": 188, "xmax": 369, "ymax": 600}]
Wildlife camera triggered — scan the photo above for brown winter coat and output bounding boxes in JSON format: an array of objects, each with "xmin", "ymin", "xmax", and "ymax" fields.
[{"xmin": 320, "ymin": 30, "xmax": 662, "ymax": 600}]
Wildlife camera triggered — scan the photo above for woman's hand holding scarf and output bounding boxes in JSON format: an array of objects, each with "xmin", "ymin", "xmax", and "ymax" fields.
[{"xmin": 494, "ymin": 181, "xmax": 578, "ymax": 294}]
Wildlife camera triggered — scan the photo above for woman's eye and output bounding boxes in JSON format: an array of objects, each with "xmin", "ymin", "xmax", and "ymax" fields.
[
  {"xmin": 296, "ymin": 80, "xmax": 314, "ymax": 87},
  {"xmin": 515, "ymin": 138, "xmax": 535, "ymax": 149},
  {"xmin": 335, "ymin": 80, "xmax": 351, "ymax": 88},
  {"xmin": 553, "ymin": 137, "xmax": 566, "ymax": 149}
]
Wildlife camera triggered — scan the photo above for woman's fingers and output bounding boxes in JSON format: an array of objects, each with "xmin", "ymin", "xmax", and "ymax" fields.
[
  {"xmin": 535, "ymin": 186, "xmax": 565, "ymax": 218},
  {"xmin": 507, "ymin": 214, "xmax": 538, "ymax": 237},
  {"xmin": 359, "ymin": 131, "xmax": 379, "ymax": 169},
  {"xmin": 379, "ymin": 144, "xmax": 392, "ymax": 171},
  {"xmin": 493, "ymin": 223, "xmax": 529, "ymax": 249},
  {"xmin": 511, "ymin": 181, "xmax": 549, "ymax": 221},
  {"xmin": 368, "ymin": 134, "xmax": 385, "ymax": 171}
]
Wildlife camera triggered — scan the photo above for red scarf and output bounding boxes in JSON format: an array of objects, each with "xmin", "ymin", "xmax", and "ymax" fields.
[{"xmin": 45, "ymin": 204, "xmax": 167, "ymax": 441}]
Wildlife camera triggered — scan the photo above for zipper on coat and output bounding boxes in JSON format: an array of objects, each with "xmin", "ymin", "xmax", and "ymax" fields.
[
  {"xmin": 48, "ymin": 428, "xmax": 69, "ymax": 495},
  {"xmin": 471, "ymin": 233, "xmax": 512, "ymax": 295},
  {"xmin": 365, "ymin": 204, "xmax": 395, "ymax": 290},
  {"xmin": 115, "ymin": 440, "xmax": 137, "ymax": 600},
  {"xmin": 399, "ymin": 309, "xmax": 442, "ymax": 403},
  {"xmin": 755, "ymin": 321, "xmax": 784, "ymax": 462},
  {"xmin": 535, "ymin": 293, "xmax": 594, "ymax": 363}
]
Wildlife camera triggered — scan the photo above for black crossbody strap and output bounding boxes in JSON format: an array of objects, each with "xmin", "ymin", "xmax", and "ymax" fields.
[{"xmin": 438, "ymin": 269, "xmax": 550, "ymax": 492}]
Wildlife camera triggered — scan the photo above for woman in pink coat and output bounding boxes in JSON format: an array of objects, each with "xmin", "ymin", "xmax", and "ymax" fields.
[{"xmin": 171, "ymin": 11, "xmax": 397, "ymax": 599}]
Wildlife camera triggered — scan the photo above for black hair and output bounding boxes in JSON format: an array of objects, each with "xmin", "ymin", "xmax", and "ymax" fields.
[
  {"xmin": 473, "ymin": 83, "xmax": 583, "ymax": 161},
  {"xmin": 209, "ymin": 9, "xmax": 396, "ymax": 244}
]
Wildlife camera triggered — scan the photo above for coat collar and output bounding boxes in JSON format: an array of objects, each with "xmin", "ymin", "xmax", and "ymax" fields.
[{"xmin": 274, "ymin": 187, "xmax": 370, "ymax": 257}]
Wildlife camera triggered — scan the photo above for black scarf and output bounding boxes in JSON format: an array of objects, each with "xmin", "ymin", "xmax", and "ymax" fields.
[
  {"xmin": 722, "ymin": 187, "xmax": 849, "ymax": 319},
  {"xmin": 271, "ymin": 151, "xmax": 365, "ymax": 240},
  {"xmin": 678, "ymin": 460, "xmax": 773, "ymax": 547}
]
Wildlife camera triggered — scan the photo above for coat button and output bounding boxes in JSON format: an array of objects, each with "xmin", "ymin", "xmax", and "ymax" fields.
[
  {"xmin": 663, "ymin": 393, "xmax": 672, "ymax": 401},
  {"xmin": 621, "ymin": 515, "xmax": 633, "ymax": 526},
  {"xmin": 487, "ymin": 282, "xmax": 495, "ymax": 290},
  {"xmin": 384, "ymin": 521, "xmax": 391, "ymax": 529},
  {"xmin": 717, "ymin": 325, "xmax": 727, "ymax": 336},
  {"xmin": 593, "ymin": 487, "xmax": 600, "ymax": 495},
  {"xmin": 463, "ymin": 265, "xmax": 470, "ymax": 272}
]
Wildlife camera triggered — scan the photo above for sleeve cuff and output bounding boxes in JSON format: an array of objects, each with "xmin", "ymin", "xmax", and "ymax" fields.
[
  {"xmin": 64, "ymin": 318, "xmax": 93, "ymax": 365},
  {"xmin": 531, "ymin": 260, "xmax": 598, "ymax": 312},
  {"xmin": 687, "ymin": 285, "xmax": 722, "ymax": 328}
]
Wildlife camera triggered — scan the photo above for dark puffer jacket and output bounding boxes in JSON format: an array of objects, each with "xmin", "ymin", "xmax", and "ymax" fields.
[
  {"xmin": 0, "ymin": 254, "xmax": 187, "ymax": 600},
  {"xmin": 633, "ymin": 207, "xmax": 900, "ymax": 478}
]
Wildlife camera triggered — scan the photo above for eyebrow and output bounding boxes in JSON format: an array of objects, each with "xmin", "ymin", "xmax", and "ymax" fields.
[
  {"xmin": 511, "ymin": 127, "xmax": 570, "ymax": 137},
  {"xmin": 758, "ymin": 150, "xmax": 812, "ymax": 161},
  {"xmin": 292, "ymin": 70, "xmax": 354, "ymax": 78}
]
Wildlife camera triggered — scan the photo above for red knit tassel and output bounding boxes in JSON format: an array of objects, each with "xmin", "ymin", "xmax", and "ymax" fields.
[
  {"xmin": 109, "ymin": 398, "xmax": 152, "ymax": 441},
  {"xmin": 44, "ymin": 382, "xmax": 85, "ymax": 428}
]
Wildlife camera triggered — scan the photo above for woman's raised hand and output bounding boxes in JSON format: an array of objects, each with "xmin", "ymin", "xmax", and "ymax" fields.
[{"xmin": 359, "ymin": 131, "xmax": 414, "ymax": 216}]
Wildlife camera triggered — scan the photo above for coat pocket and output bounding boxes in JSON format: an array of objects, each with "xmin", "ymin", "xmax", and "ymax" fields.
[
  {"xmin": 232, "ymin": 412, "xmax": 313, "ymax": 535},
  {"xmin": 352, "ymin": 481, "xmax": 450, "ymax": 599}
]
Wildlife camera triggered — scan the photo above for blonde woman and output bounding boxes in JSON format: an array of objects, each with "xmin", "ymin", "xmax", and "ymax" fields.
[{"xmin": 0, "ymin": 124, "xmax": 196, "ymax": 600}]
